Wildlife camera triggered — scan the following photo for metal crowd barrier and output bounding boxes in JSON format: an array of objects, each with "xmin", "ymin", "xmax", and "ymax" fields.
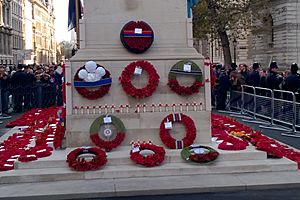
[
  {"xmin": 224, "ymin": 86, "xmax": 254, "ymax": 120},
  {"xmin": 240, "ymin": 86, "xmax": 271, "ymax": 125},
  {"xmin": 0, "ymin": 88, "xmax": 11, "ymax": 121},
  {"xmin": 296, "ymin": 101, "xmax": 300, "ymax": 128},
  {"xmin": 226, "ymin": 85, "xmax": 300, "ymax": 137},
  {"xmin": 0, "ymin": 83, "xmax": 62, "ymax": 115}
]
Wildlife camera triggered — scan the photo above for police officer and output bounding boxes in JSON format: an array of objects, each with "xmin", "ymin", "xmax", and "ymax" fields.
[
  {"xmin": 248, "ymin": 62, "xmax": 260, "ymax": 87},
  {"xmin": 283, "ymin": 63, "xmax": 300, "ymax": 93},
  {"xmin": 266, "ymin": 61, "xmax": 283, "ymax": 92}
]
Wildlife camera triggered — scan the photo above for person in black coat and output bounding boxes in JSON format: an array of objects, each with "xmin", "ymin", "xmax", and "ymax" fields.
[
  {"xmin": 248, "ymin": 62, "xmax": 260, "ymax": 87},
  {"xmin": 11, "ymin": 64, "xmax": 30, "ymax": 112},
  {"xmin": 216, "ymin": 67, "xmax": 230, "ymax": 110},
  {"xmin": 266, "ymin": 61, "xmax": 283, "ymax": 97},
  {"xmin": 282, "ymin": 63, "xmax": 300, "ymax": 101},
  {"xmin": 282, "ymin": 63, "xmax": 300, "ymax": 93},
  {"xmin": 0, "ymin": 66, "xmax": 10, "ymax": 114},
  {"xmin": 259, "ymin": 70, "xmax": 267, "ymax": 96}
]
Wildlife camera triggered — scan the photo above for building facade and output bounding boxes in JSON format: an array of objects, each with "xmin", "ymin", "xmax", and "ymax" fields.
[
  {"xmin": 12, "ymin": 0, "xmax": 23, "ymax": 64},
  {"xmin": 252, "ymin": 0, "xmax": 300, "ymax": 69},
  {"xmin": 23, "ymin": 0, "xmax": 33, "ymax": 64},
  {"xmin": 196, "ymin": 0, "xmax": 300, "ymax": 69},
  {"xmin": 0, "ymin": 0, "xmax": 13, "ymax": 66},
  {"xmin": 31, "ymin": 0, "xmax": 56, "ymax": 64},
  {"xmin": 22, "ymin": 0, "xmax": 56, "ymax": 64}
]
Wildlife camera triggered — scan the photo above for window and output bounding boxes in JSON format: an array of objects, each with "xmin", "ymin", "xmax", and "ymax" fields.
[
  {"xmin": 263, "ymin": 14, "xmax": 274, "ymax": 48},
  {"xmin": 36, "ymin": 36, "xmax": 41, "ymax": 47},
  {"xmin": 36, "ymin": 21, "xmax": 41, "ymax": 32}
]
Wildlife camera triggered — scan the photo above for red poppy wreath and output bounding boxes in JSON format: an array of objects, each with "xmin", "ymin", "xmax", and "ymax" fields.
[
  {"xmin": 130, "ymin": 142, "xmax": 165, "ymax": 167},
  {"xmin": 74, "ymin": 61, "xmax": 112, "ymax": 100},
  {"xmin": 119, "ymin": 60, "xmax": 160, "ymax": 99},
  {"xmin": 168, "ymin": 60, "xmax": 204, "ymax": 96},
  {"xmin": 66, "ymin": 147, "xmax": 107, "ymax": 171},
  {"xmin": 159, "ymin": 113, "xmax": 197, "ymax": 149},
  {"xmin": 90, "ymin": 115, "xmax": 126, "ymax": 152},
  {"xmin": 120, "ymin": 21, "xmax": 154, "ymax": 54}
]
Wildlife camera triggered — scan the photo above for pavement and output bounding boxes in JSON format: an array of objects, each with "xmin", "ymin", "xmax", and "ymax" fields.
[
  {"xmin": 82, "ymin": 188, "xmax": 300, "ymax": 200},
  {"xmin": 0, "ymin": 113, "xmax": 21, "ymax": 137}
]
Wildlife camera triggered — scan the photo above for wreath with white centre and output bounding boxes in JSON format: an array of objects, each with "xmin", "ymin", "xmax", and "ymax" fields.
[{"xmin": 74, "ymin": 61, "xmax": 112, "ymax": 100}]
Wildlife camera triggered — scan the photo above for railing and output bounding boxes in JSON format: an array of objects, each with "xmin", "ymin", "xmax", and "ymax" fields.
[{"xmin": 226, "ymin": 85, "xmax": 300, "ymax": 137}]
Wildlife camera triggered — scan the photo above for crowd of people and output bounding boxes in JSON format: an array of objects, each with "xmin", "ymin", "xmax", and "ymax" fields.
[
  {"xmin": 0, "ymin": 63, "xmax": 63, "ymax": 115},
  {"xmin": 213, "ymin": 61, "xmax": 300, "ymax": 110}
]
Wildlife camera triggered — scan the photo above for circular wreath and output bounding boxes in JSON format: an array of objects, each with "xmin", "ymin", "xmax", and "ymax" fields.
[
  {"xmin": 119, "ymin": 60, "xmax": 160, "ymax": 99},
  {"xmin": 255, "ymin": 141, "xmax": 284, "ymax": 158},
  {"xmin": 66, "ymin": 147, "xmax": 107, "ymax": 171},
  {"xmin": 90, "ymin": 115, "xmax": 126, "ymax": 152},
  {"xmin": 130, "ymin": 143, "xmax": 165, "ymax": 167},
  {"xmin": 181, "ymin": 145, "xmax": 219, "ymax": 163},
  {"xmin": 74, "ymin": 64, "xmax": 112, "ymax": 100},
  {"xmin": 120, "ymin": 21, "xmax": 154, "ymax": 54},
  {"xmin": 218, "ymin": 140, "xmax": 248, "ymax": 151},
  {"xmin": 168, "ymin": 60, "xmax": 204, "ymax": 96},
  {"xmin": 159, "ymin": 113, "xmax": 196, "ymax": 149}
]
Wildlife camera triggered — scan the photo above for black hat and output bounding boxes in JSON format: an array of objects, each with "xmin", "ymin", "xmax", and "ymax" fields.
[
  {"xmin": 17, "ymin": 64, "xmax": 23, "ymax": 70},
  {"xmin": 291, "ymin": 63, "xmax": 298, "ymax": 73},
  {"xmin": 269, "ymin": 61, "xmax": 278, "ymax": 69},
  {"xmin": 231, "ymin": 63, "xmax": 237, "ymax": 70},
  {"xmin": 253, "ymin": 62, "xmax": 260, "ymax": 70}
]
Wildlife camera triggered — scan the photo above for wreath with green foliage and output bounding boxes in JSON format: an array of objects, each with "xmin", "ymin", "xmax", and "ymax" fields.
[
  {"xmin": 90, "ymin": 115, "xmax": 126, "ymax": 152},
  {"xmin": 181, "ymin": 145, "xmax": 219, "ymax": 163},
  {"xmin": 168, "ymin": 60, "xmax": 204, "ymax": 96}
]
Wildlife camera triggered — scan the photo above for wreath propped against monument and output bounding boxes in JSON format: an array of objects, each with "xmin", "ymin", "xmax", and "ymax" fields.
[
  {"xmin": 119, "ymin": 60, "xmax": 160, "ymax": 99},
  {"xmin": 168, "ymin": 60, "xmax": 204, "ymax": 96},
  {"xmin": 181, "ymin": 145, "xmax": 219, "ymax": 163},
  {"xmin": 90, "ymin": 115, "xmax": 126, "ymax": 152},
  {"xmin": 74, "ymin": 61, "xmax": 112, "ymax": 100},
  {"xmin": 120, "ymin": 21, "xmax": 154, "ymax": 53},
  {"xmin": 130, "ymin": 142, "xmax": 165, "ymax": 167},
  {"xmin": 159, "ymin": 113, "xmax": 196, "ymax": 149},
  {"xmin": 66, "ymin": 147, "xmax": 107, "ymax": 171}
]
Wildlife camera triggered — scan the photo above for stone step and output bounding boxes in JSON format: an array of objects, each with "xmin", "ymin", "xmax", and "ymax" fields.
[
  {"xmin": 15, "ymin": 145, "xmax": 267, "ymax": 169},
  {"xmin": 3, "ymin": 171, "xmax": 300, "ymax": 200},
  {"xmin": 3, "ymin": 157, "xmax": 297, "ymax": 184}
]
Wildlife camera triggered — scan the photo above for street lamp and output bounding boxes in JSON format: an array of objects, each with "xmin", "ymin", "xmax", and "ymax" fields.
[{"xmin": 233, "ymin": 38, "xmax": 237, "ymax": 64}]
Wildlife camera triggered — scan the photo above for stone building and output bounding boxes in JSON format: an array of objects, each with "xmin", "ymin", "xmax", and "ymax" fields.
[
  {"xmin": 24, "ymin": 0, "xmax": 56, "ymax": 64},
  {"xmin": 0, "ymin": 0, "xmax": 13, "ymax": 65},
  {"xmin": 252, "ymin": 0, "xmax": 300, "ymax": 69},
  {"xmin": 12, "ymin": 0, "xmax": 23, "ymax": 64},
  {"xmin": 196, "ymin": 0, "xmax": 300, "ymax": 69},
  {"xmin": 23, "ymin": 0, "xmax": 33, "ymax": 64}
]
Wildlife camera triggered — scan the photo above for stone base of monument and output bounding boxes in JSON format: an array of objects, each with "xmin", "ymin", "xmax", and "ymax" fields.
[
  {"xmin": 1, "ymin": 127, "xmax": 298, "ymax": 197},
  {"xmin": 0, "ymin": 143, "xmax": 299, "ymax": 199}
]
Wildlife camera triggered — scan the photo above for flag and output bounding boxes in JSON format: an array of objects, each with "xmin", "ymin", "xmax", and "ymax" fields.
[
  {"xmin": 187, "ymin": 0, "xmax": 199, "ymax": 18},
  {"xmin": 68, "ymin": 0, "xmax": 83, "ymax": 31}
]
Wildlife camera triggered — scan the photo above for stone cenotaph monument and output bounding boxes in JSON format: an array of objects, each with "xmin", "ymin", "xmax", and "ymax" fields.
[{"xmin": 65, "ymin": 0, "xmax": 211, "ymax": 148}]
